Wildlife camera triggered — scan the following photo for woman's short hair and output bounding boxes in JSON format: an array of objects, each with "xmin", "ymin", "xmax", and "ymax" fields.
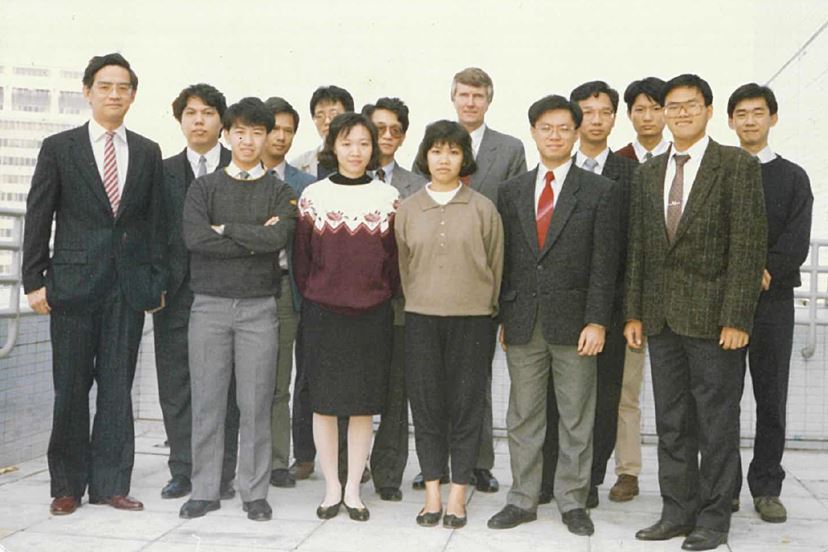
[
  {"xmin": 413, "ymin": 120, "xmax": 477, "ymax": 178},
  {"xmin": 317, "ymin": 112, "xmax": 380, "ymax": 172}
]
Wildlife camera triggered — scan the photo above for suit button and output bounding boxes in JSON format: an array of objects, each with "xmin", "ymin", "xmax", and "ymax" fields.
[
  {"xmin": 537, "ymin": 265, "xmax": 543, "ymax": 271},
  {"xmin": 532, "ymin": 292, "xmax": 537, "ymax": 298}
]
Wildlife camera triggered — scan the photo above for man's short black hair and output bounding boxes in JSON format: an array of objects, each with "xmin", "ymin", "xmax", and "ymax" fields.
[
  {"xmin": 413, "ymin": 120, "xmax": 477, "ymax": 179},
  {"xmin": 222, "ymin": 97, "xmax": 274, "ymax": 133},
  {"xmin": 623, "ymin": 77, "xmax": 666, "ymax": 113},
  {"xmin": 528, "ymin": 95, "xmax": 583, "ymax": 128},
  {"xmin": 82, "ymin": 53, "xmax": 138, "ymax": 90},
  {"xmin": 171, "ymin": 83, "xmax": 227, "ymax": 122},
  {"xmin": 660, "ymin": 74, "xmax": 713, "ymax": 106},
  {"xmin": 570, "ymin": 80, "xmax": 619, "ymax": 113},
  {"xmin": 361, "ymin": 97, "xmax": 410, "ymax": 133},
  {"xmin": 264, "ymin": 96, "xmax": 300, "ymax": 131},
  {"xmin": 309, "ymin": 85, "xmax": 354, "ymax": 116},
  {"xmin": 318, "ymin": 112, "xmax": 379, "ymax": 172},
  {"xmin": 727, "ymin": 83, "xmax": 778, "ymax": 117}
]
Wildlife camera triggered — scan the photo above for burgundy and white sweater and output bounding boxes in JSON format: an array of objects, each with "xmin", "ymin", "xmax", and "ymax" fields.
[{"xmin": 293, "ymin": 174, "xmax": 400, "ymax": 315}]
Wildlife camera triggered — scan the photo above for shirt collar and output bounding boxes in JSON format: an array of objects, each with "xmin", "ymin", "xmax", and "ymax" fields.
[
  {"xmin": 469, "ymin": 123, "xmax": 487, "ymax": 156},
  {"xmin": 755, "ymin": 145, "xmax": 777, "ymax": 164},
  {"xmin": 186, "ymin": 142, "xmax": 221, "ymax": 168},
  {"xmin": 270, "ymin": 160, "xmax": 287, "ymax": 180},
  {"xmin": 673, "ymin": 134, "xmax": 709, "ymax": 158},
  {"xmin": 575, "ymin": 147, "xmax": 609, "ymax": 172},
  {"xmin": 537, "ymin": 158, "xmax": 572, "ymax": 185},
  {"xmin": 226, "ymin": 161, "xmax": 266, "ymax": 180},
  {"xmin": 632, "ymin": 138, "xmax": 670, "ymax": 160},
  {"xmin": 88, "ymin": 118, "xmax": 126, "ymax": 144}
]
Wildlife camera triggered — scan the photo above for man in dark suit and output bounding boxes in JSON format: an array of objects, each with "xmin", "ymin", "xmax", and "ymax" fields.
[
  {"xmin": 727, "ymin": 83, "xmax": 812, "ymax": 523},
  {"xmin": 154, "ymin": 84, "xmax": 240, "ymax": 500},
  {"xmin": 487, "ymin": 94, "xmax": 620, "ymax": 537},
  {"xmin": 616, "ymin": 77, "xmax": 670, "ymax": 162},
  {"xmin": 539, "ymin": 81, "xmax": 637, "ymax": 508},
  {"xmin": 23, "ymin": 53, "xmax": 167, "ymax": 515},
  {"xmin": 261, "ymin": 96, "xmax": 315, "ymax": 489},
  {"xmin": 361, "ymin": 97, "xmax": 426, "ymax": 501},
  {"xmin": 625, "ymin": 74, "xmax": 767, "ymax": 551}
]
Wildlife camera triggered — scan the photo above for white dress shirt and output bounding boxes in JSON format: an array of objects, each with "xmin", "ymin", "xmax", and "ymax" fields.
[
  {"xmin": 663, "ymin": 134, "xmax": 710, "ymax": 218},
  {"xmin": 469, "ymin": 124, "xmax": 486, "ymax": 159},
  {"xmin": 88, "ymin": 118, "xmax": 128, "ymax": 195},
  {"xmin": 534, "ymin": 160, "xmax": 571, "ymax": 216},
  {"xmin": 632, "ymin": 138, "xmax": 670, "ymax": 162},
  {"xmin": 226, "ymin": 161, "xmax": 266, "ymax": 180},
  {"xmin": 187, "ymin": 143, "xmax": 222, "ymax": 177},
  {"xmin": 270, "ymin": 160, "xmax": 287, "ymax": 181},
  {"xmin": 755, "ymin": 145, "xmax": 777, "ymax": 164},
  {"xmin": 574, "ymin": 147, "xmax": 610, "ymax": 175},
  {"xmin": 425, "ymin": 182, "xmax": 462, "ymax": 205}
]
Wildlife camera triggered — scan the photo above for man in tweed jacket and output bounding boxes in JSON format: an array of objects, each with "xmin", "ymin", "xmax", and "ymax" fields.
[{"xmin": 624, "ymin": 74, "xmax": 767, "ymax": 552}]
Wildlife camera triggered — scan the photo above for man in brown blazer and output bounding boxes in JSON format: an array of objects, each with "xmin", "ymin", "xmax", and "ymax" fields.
[{"xmin": 624, "ymin": 74, "xmax": 766, "ymax": 551}]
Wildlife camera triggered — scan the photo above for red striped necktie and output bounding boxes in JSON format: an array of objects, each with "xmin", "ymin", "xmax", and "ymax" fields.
[
  {"xmin": 103, "ymin": 131, "xmax": 121, "ymax": 215},
  {"xmin": 536, "ymin": 170, "xmax": 555, "ymax": 249}
]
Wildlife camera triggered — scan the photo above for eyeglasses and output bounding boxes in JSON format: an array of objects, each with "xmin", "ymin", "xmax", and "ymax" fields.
[
  {"xmin": 534, "ymin": 124, "xmax": 574, "ymax": 137},
  {"xmin": 664, "ymin": 101, "xmax": 705, "ymax": 117},
  {"xmin": 375, "ymin": 124, "xmax": 403, "ymax": 139},
  {"xmin": 93, "ymin": 81, "xmax": 133, "ymax": 95},
  {"xmin": 313, "ymin": 110, "xmax": 342, "ymax": 123}
]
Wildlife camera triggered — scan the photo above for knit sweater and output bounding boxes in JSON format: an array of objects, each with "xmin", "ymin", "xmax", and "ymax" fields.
[{"xmin": 293, "ymin": 174, "xmax": 400, "ymax": 314}]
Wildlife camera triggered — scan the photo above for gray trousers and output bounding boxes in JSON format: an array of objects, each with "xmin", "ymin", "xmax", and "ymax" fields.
[
  {"xmin": 189, "ymin": 294, "xmax": 278, "ymax": 502},
  {"xmin": 271, "ymin": 277, "xmax": 298, "ymax": 471},
  {"xmin": 505, "ymin": 319, "xmax": 596, "ymax": 514}
]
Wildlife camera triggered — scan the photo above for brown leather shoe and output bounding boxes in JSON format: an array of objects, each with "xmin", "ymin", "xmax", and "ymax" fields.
[
  {"xmin": 90, "ymin": 495, "xmax": 144, "ymax": 511},
  {"xmin": 609, "ymin": 474, "xmax": 639, "ymax": 502},
  {"xmin": 289, "ymin": 460, "xmax": 315, "ymax": 480},
  {"xmin": 50, "ymin": 496, "xmax": 79, "ymax": 515}
]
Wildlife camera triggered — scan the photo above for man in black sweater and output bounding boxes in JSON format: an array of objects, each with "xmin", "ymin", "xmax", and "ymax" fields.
[
  {"xmin": 178, "ymin": 98, "xmax": 297, "ymax": 522},
  {"xmin": 727, "ymin": 83, "xmax": 813, "ymax": 524}
]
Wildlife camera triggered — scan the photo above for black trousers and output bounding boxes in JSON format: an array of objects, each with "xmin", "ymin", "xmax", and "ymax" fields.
[
  {"xmin": 541, "ymin": 307, "xmax": 625, "ymax": 490},
  {"xmin": 735, "ymin": 291, "xmax": 794, "ymax": 498},
  {"xmin": 371, "ymin": 324, "xmax": 409, "ymax": 489},
  {"xmin": 48, "ymin": 290, "xmax": 144, "ymax": 499},
  {"xmin": 648, "ymin": 326, "xmax": 742, "ymax": 533},
  {"xmin": 152, "ymin": 283, "xmax": 240, "ymax": 484},
  {"xmin": 405, "ymin": 313, "xmax": 491, "ymax": 485}
]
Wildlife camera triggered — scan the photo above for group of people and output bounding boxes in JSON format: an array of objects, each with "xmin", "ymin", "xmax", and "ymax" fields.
[{"xmin": 21, "ymin": 52, "xmax": 812, "ymax": 551}]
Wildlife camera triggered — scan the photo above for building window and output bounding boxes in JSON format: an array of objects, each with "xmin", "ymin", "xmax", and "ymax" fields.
[
  {"xmin": 0, "ymin": 87, "xmax": 4, "ymax": 110},
  {"xmin": 0, "ymin": 138, "xmax": 42, "ymax": 148},
  {"xmin": 12, "ymin": 88, "xmax": 51, "ymax": 113},
  {"xmin": 13, "ymin": 67, "xmax": 49, "ymax": 77},
  {"xmin": 0, "ymin": 156, "xmax": 38, "ymax": 167},
  {"xmin": 60, "ymin": 70, "xmax": 83, "ymax": 80},
  {"xmin": 59, "ymin": 91, "xmax": 87, "ymax": 115}
]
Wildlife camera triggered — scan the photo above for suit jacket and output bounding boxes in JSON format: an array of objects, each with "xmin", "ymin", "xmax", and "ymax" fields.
[
  {"xmin": 624, "ymin": 139, "xmax": 767, "ymax": 339},
  {"xmin": 23, "ymin": 123, "xmax": 167, "ymax": 312},
  {"xmin": 281, "ymin": 163, "xmax": 316, "ymax": 311},
  {"xmin": 497, "ymin": 166, "xmax": 621, "ymax": 346},
  {"xmin": 601, "ymin": 151, "xmax": 638, "ymax": 310},
  {"xmin": 162, "ymin": 145, "xmax": 232, "ymax": 299},
  {"xmin": 389, "ymin": 164, "xmax": 426, "ymax": 200},
  {"xmin": 615, "ymin": 142, "xmax": 637, "ymax": 162}
]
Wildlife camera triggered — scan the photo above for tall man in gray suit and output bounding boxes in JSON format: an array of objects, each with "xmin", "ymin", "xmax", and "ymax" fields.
[
  {"xmin": 487, "ymin": 94, "xmax": 620, "ymax": 537},
  {"xmin": 411, "ymin": 66, "xmax": 526, "ymax": 493},
  {"xmin": 361, "ymin": 97, "xmax": 426, "ymax": 501},
  {"xmin": 625, "ymin": 74, "xmax": 766, "ymax": 551}
]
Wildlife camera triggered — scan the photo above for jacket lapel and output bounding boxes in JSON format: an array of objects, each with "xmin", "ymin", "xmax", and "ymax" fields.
[
  {"xmin": 471, "ymin": 128, "xmax": 496, "ymax": 189},
  {"xmin": 70, "ymin": 124, "xmax": 113, "ymax": 216},
  {"xmin": 117, "ymin": 130, "xmax": 143, "ymax": 219},
  {"xmin": 538, "ymin": 167, "xmax": 581, "ymax": 260},
  {"xmin": 668, "ymin": 140, "xmax": 721, "ymax": 249},
  {"xmin": 218, "ymin": 145, "xmax": 232, "ymax": 169},
  {"xmin": 516, "ymin": 169, "xmax": 540, "ymax": 258}
]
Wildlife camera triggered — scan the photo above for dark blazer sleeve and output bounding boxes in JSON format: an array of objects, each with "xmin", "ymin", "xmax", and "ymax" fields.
[
  {"xmin": 585, "ymin": 179, "xmax": 621, "ymax": 327},
  {"xmin": 147, "ymin": 143, "xmax": 169, "ymax": 301},
  {"xmin": 623, "ymin": 167, "xmax": 645, "ymax": 322},
  {"xmin": 182, "ymin": 177, "xmax": 250, "ymax": 258},
  {"xmin": 767, "ymin": 165, "xmax": 812, "ymax": 282},
  {"xmin": 22, "ymin": 136, "xmax": 60, "ymax": 293},
  {"xmin": 223, "ymin": 182, "xmax": 297, "ymax": 253}
]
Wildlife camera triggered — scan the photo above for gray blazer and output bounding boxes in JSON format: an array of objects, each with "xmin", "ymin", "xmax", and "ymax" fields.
[
  {"xmin": 472, "ymin": 126, "xmax": 526, "ymax": 204},
  {"xmin": 389, "ymin": 164, "xmax": 426, "ymax": 200}
]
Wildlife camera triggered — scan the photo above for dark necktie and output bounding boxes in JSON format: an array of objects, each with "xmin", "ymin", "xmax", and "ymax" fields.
[
  {"xmin": 376, "ymin": 168, "xmax": 386, "ymax": 182},
  {"xmin": 644, "ymin": 152, "xmax": 653, "ymax": 162},
  {"xmin": 239, "ymin": 170, "xmax": 250, "ymax": 180},
  {"xmin": 536, "ymin": 170, "xmax": 555, "ymax": 249},
  {"xmin": 666, "ymin": 154, "xmax": 690, "ymax": 242}
]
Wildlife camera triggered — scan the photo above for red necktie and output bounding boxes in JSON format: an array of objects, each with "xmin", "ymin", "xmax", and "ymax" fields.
[
  {"xmin": 536, "ymin": 170, "xmax": 555, "ymax": 249},
  {"xmin": 103, "ymin": 131, "xmax": 121, "ymax": 215}
]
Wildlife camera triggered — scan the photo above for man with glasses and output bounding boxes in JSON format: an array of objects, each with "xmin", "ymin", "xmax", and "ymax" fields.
[
  {"xmin": 488, "ymin": 94, "xmax": 620, "ymax": 537},
  {"xmin": 23, "ymin": 53, "xmax": 166, "ymax": 515},
  {"xmin": 625, "ymin": 74, "xmax": 767, "ymax": 551},
  {"xmin": 291, "ymin": 85, "xmax": 354, "ymax": 180},
  {"xmin": 539, "ymin": 81, "xmax": 638, "ymax": 509},
  {"xmin": 361, "ymin": 97, "xmax": 425, "ymax": 501}
]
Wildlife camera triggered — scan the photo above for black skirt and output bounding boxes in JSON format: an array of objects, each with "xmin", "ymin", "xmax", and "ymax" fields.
[{"xmin": 301, "ymin": 299, "xmax": 393, "ymax": 416}]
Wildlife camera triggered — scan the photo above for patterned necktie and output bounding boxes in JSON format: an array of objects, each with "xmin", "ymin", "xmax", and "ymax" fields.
[
  {"xmin": 536, "ymin": 170, "xmax": 555, "ymax": 249},
  {"xmin": 644, "ymin": 152, "xmax": 653, "ymax": 162},
  {"xmin": 583, "ymin": 157, "xmax": 599, "ymax": 173},
  {"xmin": 376, "ymin": 168, "xmax": 386, "ymax": 182},
  {"xmin": 103, "ymin": 131, "xmax": 120, "ymax": 215},
  {"xmin": 239, "ymin": 170, "xmax": 250, "ymax": 180},
  {"xmin": 197, "ymin": 155, "xmax": 207, "ymax": 178},
  {"xmin": 666, "ymin": 154, "xmax": 691, "ymax": 242}
]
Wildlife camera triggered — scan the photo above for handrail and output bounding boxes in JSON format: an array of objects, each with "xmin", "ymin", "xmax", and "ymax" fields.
[
  {"xmin": 794, "ymin": 239, "xmax": 828, "ymax": 359},
  {"xmin": 0, "ymin": 205, "xmax": 27, "ymax": 358}
]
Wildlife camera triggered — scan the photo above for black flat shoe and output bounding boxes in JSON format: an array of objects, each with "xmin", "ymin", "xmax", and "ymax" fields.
[
  {"xmin": 179, "ymin": 499, "xmax": 220, "ymax": 519},
  {"xmin": 443, "ymin": 513, "xmax": 467, "ymax": 529},
  {"xmin": 416, "ymin": 508, "xmax": 442, "ymax": 527},
  {"xmin": 487, "ymin": 504, "xmax": 537, "ymax": 529},
  {"xmin": 161, "ymin": 475, "xmax": 191, "ymax": 499},
  {"xmin": 243, "ymin": 499, "xmax": 272, "ymax": 521},
  {"xmin": 316, "ymin": 502, "xmax": 341, "ymax": 520},
  {"xmin": 636, "ymin": 519, "xmax": 694, "ymax": 541},
  {"xmin": 681, "ymin": 528, "xmax": 728, "ymax": 551},
  {"xmin": 343, "ymin": 501, "xmax": 370, "ymax": 521}
]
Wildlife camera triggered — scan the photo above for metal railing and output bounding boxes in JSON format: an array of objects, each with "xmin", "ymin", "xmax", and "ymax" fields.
[
  {"xmin": 0, "ymin": 205, "xmax": 33, "ymax": 358},
  {"xmin": 794, "ymin": 239, "xmax": 828, "ymax": 358}
]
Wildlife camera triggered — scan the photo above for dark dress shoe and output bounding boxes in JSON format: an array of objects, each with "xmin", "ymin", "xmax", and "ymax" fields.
[
  {"xmin": 161, "ymin": 475, "xmax": 192, "ymax": 499},
  {"xmin": 377, "ymin": 487, "xmax": 402, "ymax": 501},
  {"xmin": 443, "ymin": 513, "xmax": 467, "ymax": 529},
  {"xmin": 50, "ymin": 496, "xmax": 79, "ymax": 515},
  {"xmin": 343, "ymin": 501, "xmax": 370, "ymax": 521},
  {"xmin": 538, "ymin": 486, "xmax": 554, "ymax": 505},
  {"xmin": 412, "ymin": 472, "xmax": 450, "ymax": 490},
  {"xmin": 487, "ymin": 504, "xmax": 537, "ymax": 529},
  {"xmin": 416, "ymin": 508, "xmax": 442, "ymax": 527},
  {"xmin": 90, "ymin": 495, "xmax": 144, "ymax": 511},
  {"xmin": 243, "ymin": 499, "xmax": 272, "ymax": 521},
  {"xmin": 562, "ymin": 508, "xmax": 594, "ymax": 536},
  {"xmin": 586, "ymin": 485, "xmax": 599, "ymax": 508},
  {"xmin": 179, "ymin": 499, "xmax": 220, "ymax": 519},
  {"xmin": 472, "ymin": 469, "xmax": 499, "ymax": 493},
  {"xmin": 270, "ymin": 469, "xmax": 296, "ymax": 488},
  {"xmin": 289, "ymin": 460, "xmax": 315, "ymax": 480},
  {"xmin": 635, "ymin": 519, "xmax": 693, "ymax": 541},
  {"xmin": 681, "ymin": 528, "xmax": 728, "ymax": 550},
  {"xmin": 220, "ymin": 480, "xmax": 235, "ymax": 500},
  {"xmin": 316, "ymin": 502, "xmax": 341, "ymax": 520}
]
